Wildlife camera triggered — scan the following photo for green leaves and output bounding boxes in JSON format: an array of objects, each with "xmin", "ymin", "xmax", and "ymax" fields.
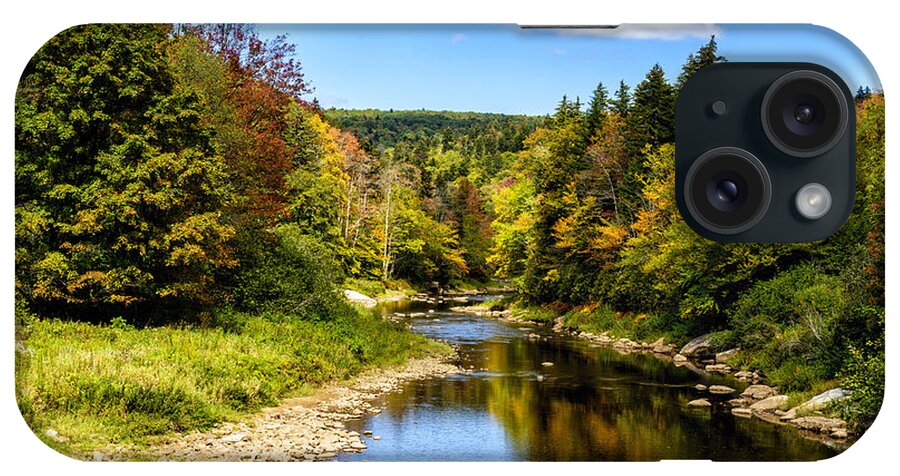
[{"xmin": 16, "ymin": 25, "xmax": 235, "ymax": 312}]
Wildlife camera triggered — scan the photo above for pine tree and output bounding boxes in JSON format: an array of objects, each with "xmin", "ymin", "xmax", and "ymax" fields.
[
  {"xmin": 677, "ymin": 35, "xmax": 725, "ymax": 88},
  {"xmin": 585, "ymin": 82, "xmax": 610, "ymax": 139},
  {"xmin": 555, "ymin": 94, "xmax": 571, "ymax": 122},
  {"xmin": 856, "ymin": 85, "xmax": 873, "ymax": 103},
  {"xmin": 612, "ymin": 80, "xmax": 631, "ymax": 117},
  {"xmin": 624, "ymin": 64, "xmax": 676, "ymax": 156}
]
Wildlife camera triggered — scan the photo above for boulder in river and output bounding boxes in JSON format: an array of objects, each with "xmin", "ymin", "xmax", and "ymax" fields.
[
  {"xmin": 541, "ymin": 362, "xmax": 554, "ymax": 367},
  {"xmin": 695, "ymin": 384, "xmax": 708, "ymax": 392},
  {"xmin": 750, "ymin": 395, "xmax": 789, "ymax": 413},
  {"xmin": 708, "ymin": 385, "xmax": 736, "ymax": 394},
  {"xmin": 731, "ymin": 407, "xmax": 753, "ymax": 418},
  {"xmin": 673, "ymin": 354, "xmax": 688, "ymax": 363},
  {"xmin": 343, "ymin": 290, "xmax": 377, "ymax": 308},
  {"xmin": 705, "ymin": 364, "xmax": 732, "ymax": 373},
  {"xmin": 688, "ymin": 398, "xmax": 712, "ymax": 407},
  {"xmin": 727, "ymin": 398, "xmax": 747, "ymax": 407},
  {"xmin": 741, "ymin": 384, "xmax": 777, "ymax": 401},
  {"xmin": 679, "ymin": 334, "xmax": 714, "ymax": 357}
]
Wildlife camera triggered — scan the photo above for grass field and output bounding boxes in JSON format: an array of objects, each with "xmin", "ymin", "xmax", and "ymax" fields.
[{"xmin": 15, "ymin": 307, "xmax": 450, "ymax": 456}]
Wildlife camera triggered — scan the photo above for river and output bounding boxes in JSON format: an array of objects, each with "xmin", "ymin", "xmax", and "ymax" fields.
[{"xmin": 338, "ymin": 295, "xmax": 840, "ymax": 461}]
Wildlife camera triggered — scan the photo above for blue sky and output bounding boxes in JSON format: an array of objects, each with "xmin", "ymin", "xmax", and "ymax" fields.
[{"xmin": 257, "ymin": 24, "xmax": 882, "ymax": 116}]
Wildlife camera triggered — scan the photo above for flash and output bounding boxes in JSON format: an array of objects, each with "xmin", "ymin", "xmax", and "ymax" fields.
[{"xmin": 795, "ymin": 183, "xmax": 832, "ymax": 220}]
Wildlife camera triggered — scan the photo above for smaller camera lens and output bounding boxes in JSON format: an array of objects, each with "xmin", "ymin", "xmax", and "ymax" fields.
[
  {"xmin": 715, "ymin": 180, "xmax": 739, "ymax": 203},
  {"xmin": 793, "ymin": 104, "xmax": 815, "ymax": 124}
]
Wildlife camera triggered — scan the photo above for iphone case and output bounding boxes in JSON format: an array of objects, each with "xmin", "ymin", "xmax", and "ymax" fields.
[{"xmin": 14, "ymin": 23, "xmax": 884, "ymax": 461}]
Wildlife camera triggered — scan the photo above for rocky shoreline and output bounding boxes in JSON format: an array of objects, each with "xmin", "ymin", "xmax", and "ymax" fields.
[
  {"xmin": 457, "ymin": 304, "xmax": 854, "ymax": 448},
  {"xmin": 115, "ymin": 355, "xmax": 461, "ymax": 462}
]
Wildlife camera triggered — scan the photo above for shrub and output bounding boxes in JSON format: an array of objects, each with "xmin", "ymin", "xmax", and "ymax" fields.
[
  {"xmin": 343, "ymin": 278, "xmax": 386, "ymax": 298},
  {"xmin": 729, "ymin": 265, "xmax": 846, "ymax": 353},
  {"xmin": 839, "ymin": 344, "xmax": 885, "ymax": 431},
  {"xmin": 232, "ymin": 225, "xmax": 344, "ymax": 319}
]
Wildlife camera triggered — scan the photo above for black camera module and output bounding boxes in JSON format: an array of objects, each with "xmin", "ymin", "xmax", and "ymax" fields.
[
  {"xmin": 683, "ymin": 147, "xmax": 771, "ymax": 235},
  {"xmin": 676, "ymin": 63, "xmax": 856, "ymax": 242},
  {"xmin": 761, "ymin": 70, "xmax": 849, "ymax": 158}
]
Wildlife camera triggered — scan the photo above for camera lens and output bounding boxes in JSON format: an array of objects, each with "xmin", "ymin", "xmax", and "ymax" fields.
[
  {"xmin": 684, "ymin": 147, "xmax": 771, "ymax": 235},
  {"xmin": 715, "ymin": 180, "xmax": 739, "ymax": 203},
  {"xmin": 793, "ymin": 104, "xmax": 815, "ymax": 124},
  {"xmin": 761, "ymin": 70, "xmax": 848, "ymax": 158}
]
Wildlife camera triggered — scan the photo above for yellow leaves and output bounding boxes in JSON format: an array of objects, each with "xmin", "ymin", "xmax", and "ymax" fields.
[
  {"xmin": 588, "ymin": 222, "xmax": 629, "ymax": 253},
  {"xmin": 14, "ymin": 206, "xmax": 51, "ymax": 241},
  {"xmin": 552, "ymin": 215, "xmax": 578, "ymax": 250},
  {"xmin": 163, "ymin": 212, "xmax": 237, "ymax": 268},
  {"xmin": 544, "ymin": 269, "xmax": 560, "ymax": 283},
  {"xmin": 32, "ymin": 252, "xmax": 71, "ymax": 301}
]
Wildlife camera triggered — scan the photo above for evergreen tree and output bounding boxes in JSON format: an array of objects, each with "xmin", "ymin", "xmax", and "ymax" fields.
[
  {"xmin": 677, "ymin": 35, "xmax": 725, "ymax": 88},
  {"xmin": 612, "ymin": 80, "xmax": 631, "ymax": 117},
  {"xmin": 856, "ymin": 85, "xmax": 873, "ymax": 103},
  {"xmin": 585, "ymin": 82, "xmax": 610, "ymax": 139},
  {"xmin": 624, "ymin": 64, "xmax": 676, "ymax": 156},
  {"xmin": 15, "ymin": 25, "xmax": 236, "ymax": 318}
]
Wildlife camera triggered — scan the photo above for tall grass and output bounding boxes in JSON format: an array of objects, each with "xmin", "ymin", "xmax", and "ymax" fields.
[{"xmin": 15, "ymin": 307, "xmax": 449, "ymax": 455}]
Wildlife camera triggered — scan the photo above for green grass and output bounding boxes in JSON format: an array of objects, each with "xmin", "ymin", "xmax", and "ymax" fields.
[{"xmin": 15, "ymin": 308, "xmax": 449, "ymax": 457}]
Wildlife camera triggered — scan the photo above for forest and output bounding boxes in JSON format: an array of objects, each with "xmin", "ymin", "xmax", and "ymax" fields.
[{"xmin": 14, "ymin": 24, "xmax": 884, "ymax": 455}]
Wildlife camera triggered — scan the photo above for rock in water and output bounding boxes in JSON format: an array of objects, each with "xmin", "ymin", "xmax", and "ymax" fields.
[
  {"xmin": 541, "ymin": 362, "xmax": 554, "ymax": 367},
  {"xmin": 673, "ymin": 354, "xmax": 688, "ymax": 363},
  {"xmin": 695, "ymin": 384, "xmax": 708, "ymax": 391},
  {"xmin": 679, "ymin": 334, "xmax": 714, "ymax": 357},
  {"xmin": 705, "ymin": 364, "xmax": 732, "ymax": 373},
  {"xmin": 732, "ymin": 407, "xmax": 753, "ymax": 418},
  {"xmin": 688, "ymin": 398, "xmax": 712, "ymax": 407},
  {"xmin": 343, "ymin": 290, "xmax": 377, "ymax": 308},
  {"xmin": 750, "ymin": 395, "xmax": 789, "ymax": 412},
  {"xmin": 741, "ymin": 384, "xmax": 777, "ymax": 401},
  {"xmin": 708, "ymin": 385, "xmax": 736, "ymax": 394}
]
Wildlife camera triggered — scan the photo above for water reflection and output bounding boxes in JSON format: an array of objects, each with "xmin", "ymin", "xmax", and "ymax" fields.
[{"xmin": 340, "ymin": 298, "xmax": 838, "ymax": 461}]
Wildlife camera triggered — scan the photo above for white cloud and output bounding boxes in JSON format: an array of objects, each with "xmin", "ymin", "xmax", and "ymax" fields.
[
  {"xmin": 450, "ymin": 33, "xmax": 467, "ymax": 44},
  {"xmin": 559, "ymin": 24, "xmax": 722, "ymax": 41}
]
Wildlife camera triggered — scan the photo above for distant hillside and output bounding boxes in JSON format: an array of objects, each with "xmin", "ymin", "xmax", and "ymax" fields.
[{"xmin": 324, "ymin": 108, "xmax": 544, "ymax": 153}]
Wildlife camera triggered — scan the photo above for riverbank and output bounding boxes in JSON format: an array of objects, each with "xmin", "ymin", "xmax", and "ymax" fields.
[
  {"xmin": 455, "ymin": 302, "xmax": 856, "ymax": 447},
  {"xmin": 128, "ymin": 355, "xmax": 461, "ymax": 461},
  {"xmin": 15, "ymin": 308, "xmax": 452, "ymax": 460}
]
